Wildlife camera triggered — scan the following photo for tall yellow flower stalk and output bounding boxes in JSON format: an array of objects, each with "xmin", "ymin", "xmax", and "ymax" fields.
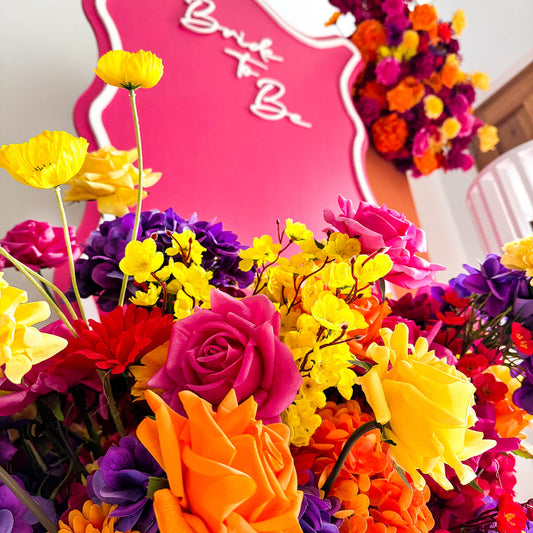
[
  {"xmin": 93, "ymin": 49, "xmax": 164, "ymax": 306},
  {"xmin": 0, "ymin": 130, "xmax": 89, "ymax": 321}
]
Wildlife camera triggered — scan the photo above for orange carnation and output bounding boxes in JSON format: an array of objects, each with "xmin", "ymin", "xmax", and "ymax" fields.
[
  {"xmin": 386, "ymin": 76, "xmax": 425, "ymax": 113},
  {"xmin": 371, "ymin": 113, "xmax": 409, "ymax": 154},
  {"xmin": 440, "ymin": 55, "xmax": 460, "ymax": 88},
  {"xmin": 413, "ymin": 149, "xmax": 441, "ymax": 175},
  {"xmin": 351, "ymin": 20, "xmax": 387, "ymax": 63},
  {"xmin": 409, "ymin": 5, "xmax": 438, "ymax": 36},
  {"xmin": 59, "ymin": 501, "xmax": 139, "ymax": 533},
  {"xmin": 292, "ymin": 401, "xmax": 434, "ymax": 533},
  {"xmin": 137, "ymin": 389, "xmax": 303, "ymax": 533}
]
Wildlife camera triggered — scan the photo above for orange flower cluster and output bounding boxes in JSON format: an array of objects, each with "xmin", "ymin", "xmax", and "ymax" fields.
[
  {"xmin": 59, "ymin": 502, "xmax": 139, "ymax": 533},
  {"xmin": 351, "ymin": 20, "xmax": 387, "ymax": 63},
  {"xmin": 413, "ymin": 150, "xmax": 441, "ymax": 176},
  {"xmin": 292, "ymin": 401, "xmax": 434, "ymax": 533},
  {"xmin": 409, "ymin": 4, "xmax": 438, "ymax": 36},
  {"xmin": 386, "ymin": 77, "xmax": 425, "ymax": 114},
  {"xmin": 371, "ymin": 114, "xmax": 409, "ymax": 154},
  {"xmin": 137, "ymin": 389, "xmax": 302, "ymax": 533}
]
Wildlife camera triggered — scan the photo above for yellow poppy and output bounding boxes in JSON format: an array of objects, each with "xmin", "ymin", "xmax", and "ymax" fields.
[
  {"xmin": 0, "ymin": 130, "xmax": 88, "ymax": 189},
  {"xmin": 94, "ymin": 50, "xmax": 164, "ymax": 90}
]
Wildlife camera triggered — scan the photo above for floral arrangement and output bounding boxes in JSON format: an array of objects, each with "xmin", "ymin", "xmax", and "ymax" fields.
[
  {"xmin": 327, "ymin": 0, "xmax": 499, "ymax": 176},
  {"xmin": 0, "ymin": 48, "xmax": 531, "ymax": 533}
]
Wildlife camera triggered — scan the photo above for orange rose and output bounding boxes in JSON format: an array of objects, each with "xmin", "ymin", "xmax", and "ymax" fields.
[
  {"xmin": 413, "ymin": 149, "xmax": 441, "ymax": 175},
  {"xmin": 371, "ymin": 113, "xmax": 409, "ymax": 154},
  {"xmin": 351, "ymin": 20, "xmax": 387, "ymax": 63},
  {"xmin": 386, "ymin": 76, "xmax": 425, "ymax": 113},
  {"xmin": 440, "ymin": 55, "xmax": 460, "ymax": 88},
  {"xmin": 137, "ymin": 389, "xmax": 303, "ymax": 533},
  {"xmin": 409, "ymin": 5, "xmax": 438, "ymax": 35}
]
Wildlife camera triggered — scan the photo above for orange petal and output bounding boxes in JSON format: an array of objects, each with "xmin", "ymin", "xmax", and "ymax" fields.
[{"xmin": 154, "ymin": 489, "xmax": 209, "ymax": 533}]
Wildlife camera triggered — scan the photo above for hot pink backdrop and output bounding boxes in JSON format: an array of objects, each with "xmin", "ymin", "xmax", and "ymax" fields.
[{"xmin": 75, "ymin": 0, "xmax": 372, "ymax": 244}]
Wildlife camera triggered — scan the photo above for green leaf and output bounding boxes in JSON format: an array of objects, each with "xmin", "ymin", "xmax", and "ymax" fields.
[
  {"xmin": 41, "ymin": 392, "xmax": 64, "ymax": 421},
  {"xmin": 468, "ymin": 479, "xmax": 485, "ymax": 493},
  {"xmin": 147, "ymin": 476, "xmax": 170, "ymax": 499},
  {"xmin": 512, "ymin": 448, "xmax": 533, "ymax": 460},
  {"xmin": 314, "ymin": 239, "xmax": 325, "ymax": 249},
  {"xmin": 351, "ymin": 359, "xmax": 373, "ymax": 372},
  {"xmin": 393, "ymin": 463, "xmax": 412, "ymax": 489},
  {"xmin": 378, "ymin": 278, "xmax": 387, "ymax": 303}
]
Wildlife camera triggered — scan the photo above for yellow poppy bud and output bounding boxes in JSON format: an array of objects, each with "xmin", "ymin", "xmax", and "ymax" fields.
[
  {"xmin": 478, "ymin": 125, "xmax": 499, "ymax": 152},
  {"xmin": 441, "ymin": 117, "xmax": 461, "ymax": 140},
  {"xmin": 470, "ymin": 71, "xmax": 491, "ymax": 91},
  {"xmin": 451, "ymin": 9, "xmax": 467, "ymax": 35},
  {"xmin": 94, "ymin": 49, "xmax": 164, "ymax": 90},
  {"xmin": 423, "ymin": 95, "xmax": 444, "ymax": 119}
]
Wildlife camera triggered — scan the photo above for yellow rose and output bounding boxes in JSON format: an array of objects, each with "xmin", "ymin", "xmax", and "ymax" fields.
[
  {"xmin": 501, "ymin": 234, "xmax": 533, "ymax": 277},
  {"xmin": 64, "ymin": 146, "xmax": 161, "ymax": 216},
  {"xmin": 356, "ymin": 322, "xmax": 495, "ymax": 489}
]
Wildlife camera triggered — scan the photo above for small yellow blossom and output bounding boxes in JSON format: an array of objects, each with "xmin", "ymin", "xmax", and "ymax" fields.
[
  {"xmin": 173, "ymin": 292, "xmax": 196, "ymax": 319},
  {"xmin": 283, "ymin": 397, "xmax": 323, "ymax": 447},
  {"xmin": 440, "ymin": 117, "xmax": 461, "ymax": 140},
  {"xmin": 451, "ymin": 9, "xmax": 467, "ymax": 36},
  {"xmin": 170, "ymin": 263, "xmax": 213, "ymax": 305},
  {"xmin": 322, "ymin": 233, "xmax": 361, "ymax": 262},
  {"xmin": 285, "ymin": 218, "xmax": 313, "ymax": 242},
  {"xmin": 423, "ymin": 95, "xmax": 444, "ymax": 119},
  {"xmin": 239, "ymin": 235, "xmax": 282, "ymax": 271},
  {"xmin": 130, "ymin": 283, "xmax": 161, "ymax": 306},
  {"xmin": 478, "ymin": 124, "xmax": 499, "ymax": 152},
  {"xmin": 0, "ymin": 274, "xmax": 68, "ymax": 384},
  {"xmin": 322, "ymin": 262, "xmax": 354, "ymax": 292},
  {"xmin": 0, "ymin": 130, "xmax": 88, "ymax": 189},
  {"xmin": 501, "ymin": 234, "xmax": 533, "ymax": 277},
  {"xmin": 166, "ymin": 230, "xmax": 206, "ymax": 265},
  {"xmin": 94, "ymin": 50, "xmax": 163, "ymax": 90},
  {"xmin": 119, "ymin": 238, "xmax": 164, "ymax": 283},
  {"xmin": 353, "ymin": 254, "xmax": 393, "ymax": 284},
  {"xmin": 64, "ymin": 146, "xmax": 161, "ymax": 216},
  {"xmin": 311, "ymin": 292, "xmax": 366, "ymax": 331},
  {"xmin": 470, "ymin": 72, "xmax": 490, "ymax": 91}
]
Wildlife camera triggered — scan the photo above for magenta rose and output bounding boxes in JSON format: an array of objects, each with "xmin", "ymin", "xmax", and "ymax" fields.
[
  {"xmin": 324, "ymin": 196, "xmax": 445, "ymax": 288},
  {"xmin": 375, "ymin": 56, "xmax": 401, "ymax": 86},
  {"xmin": 0, "ymin": 219, "xmax": 80, "ymax": 270},
  {"xmin": 149, "ymin": 290, "xmax": 302, "ymax": 423}
]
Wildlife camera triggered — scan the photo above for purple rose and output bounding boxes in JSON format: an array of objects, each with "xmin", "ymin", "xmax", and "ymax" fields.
[
  {"xmin": 0, "ymin": 220, "xmax": 79, "ymax": 271},
  {"xmin": 375, "ymin": 56, "xmax": 401, "ymax": 86},
  {"xmin": 447, "ymin": 94, "xmax": 469, "ymax": 116},
  {"xmin": 324, "ymin": 197, "xmax": 445, "ymax": 288},
  {"xmin": 149, "ymin": 290, "xmax": 302, "ymax": 423},
  {"xmin": 411, "ymin": 53, "xmax": 435, "ymax": 80},
  {"xmin": 356, "ymin": 97, "xmax": 381, "ymax": 126}
]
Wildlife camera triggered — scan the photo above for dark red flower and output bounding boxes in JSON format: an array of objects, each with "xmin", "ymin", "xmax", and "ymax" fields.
[
  {"xmin": 61, "ymin": 305, "xmax": 174, "ymax": 374},
  {"xmin": 473, "ymin": 373, "xmax": 508, "ymax": 403},
  {"xmin": 511, "ymin": 322, "xmax": 533, "ymax": 356},
  {"xmin": 435, "ymin": 309, "xmax": 468, "ymax": 326}
]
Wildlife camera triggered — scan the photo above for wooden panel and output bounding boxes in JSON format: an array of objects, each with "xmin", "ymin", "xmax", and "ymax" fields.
[{"xmin": 473, "ymin": 61, "xmax": 533, "ymax": 170}]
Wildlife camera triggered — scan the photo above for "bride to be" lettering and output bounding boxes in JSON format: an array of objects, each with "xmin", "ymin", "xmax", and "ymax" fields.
[{"xmin": 181, "ymin": 0, "xmax": 312, "ymax": 129}]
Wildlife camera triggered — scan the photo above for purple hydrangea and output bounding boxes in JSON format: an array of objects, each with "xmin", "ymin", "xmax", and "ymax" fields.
[
  {"xmin": 298, "ymin": 482, "xmax": 343, "ymax": 533},
  {"xmin": 75, "ymin": 208, "xmax": 253, "ymax": 311},
  {"xmin": 513, "ymin": 357, "xmax": 533, "ymax": 414},
  {"xmin": 87, "ymin": 435, "xmax": 164, "ymax": 533},
  {"xmin": 454, "ymin": 255, "xmax": 526, "ymax": 318}
]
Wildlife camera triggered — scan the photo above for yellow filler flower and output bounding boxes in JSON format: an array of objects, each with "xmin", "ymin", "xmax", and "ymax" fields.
[
  {"xmin": 0, "ymin": 273, "xmax": 68, "ymax": 384},
  {"xmin": 356, "ymin": 322, "xmax": 496, "ymax": 490},
  {"xmin": 94, "ymin": 50, "xmax": 164, "ymax": 90},
  {"xmin": 0, "ymin": 130, "xmax": 88, "ymax": 189}
]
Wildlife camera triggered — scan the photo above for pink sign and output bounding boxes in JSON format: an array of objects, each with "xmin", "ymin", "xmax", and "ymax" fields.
[{"xmin": 75, "ymin": 0, "xmax": 373, "ymax": 244}]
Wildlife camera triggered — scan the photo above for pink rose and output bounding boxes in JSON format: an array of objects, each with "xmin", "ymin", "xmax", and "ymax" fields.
[
  {"xmin": 0, "ymin": 220, "xmax": 80, "ymax": 270},
  {"xmin": 324, "ymin": 197, "xmax": 444, "ymax": 288},
  {"xmin": 149, "ymin": 290, "xmax": 302, "ymax": 423},
  {"xmin": 375, "ymin": 56, "xmax": 401, "ymax": 86}
]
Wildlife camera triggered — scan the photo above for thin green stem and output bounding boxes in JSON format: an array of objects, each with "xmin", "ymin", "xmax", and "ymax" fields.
[
  {"xmin": 98, "ymin": 369, "xmax": 126, "ymax": 438},
  {"xmin": 322, "ymin": 420, "xmax": 382, "ymax": 496},
  {"xmin": 32, "ymin": 268, "xmax": 78, "ymax": 321},
  {"xmin": 53, "ymin": 186, "xmax": 87, "ymax": 323},
  {"xmin": 118, "ymin": 88, "xmax": 144, "ymax": 307},
  {"xmin": 0, "ymin": 464, "xmax": 58, "ymax": 533},
  {"xmin": 0, "ymin": 246, "xmax": 77, "ymax": 336}
]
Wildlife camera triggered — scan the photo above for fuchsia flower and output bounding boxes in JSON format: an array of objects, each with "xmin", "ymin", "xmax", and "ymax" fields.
[
  {"xmin": 0, "ymin": 219, "xmax": 79, "ymax": 270},
  {"xmin": 324, "ymin": 196, "xmax": 444, "ymax": 288},
  {"xmin": 375, "ymin": 56, "xmax": 401, "ymax": 86},
  {"xmin": 149, "ymin": 289, "xmax": 302, "ymax": 423}
]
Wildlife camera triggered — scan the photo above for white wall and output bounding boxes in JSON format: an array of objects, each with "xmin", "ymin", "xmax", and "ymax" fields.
[{"xmin": 0, "ymin": 0, "xmax": 532, "ymax": 501}]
